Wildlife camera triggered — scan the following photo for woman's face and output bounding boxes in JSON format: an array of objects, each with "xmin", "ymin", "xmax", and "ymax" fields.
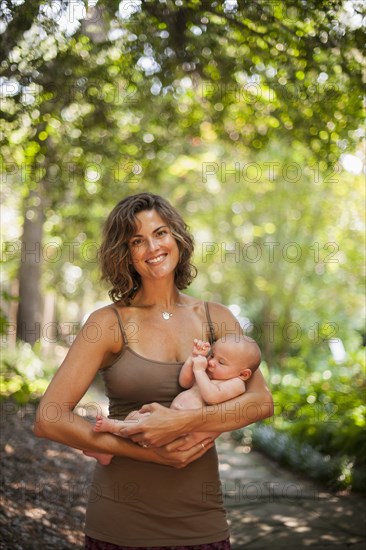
[{"xmin": 128, "ymin": 209, "xmax": 180, "ymax": 281}]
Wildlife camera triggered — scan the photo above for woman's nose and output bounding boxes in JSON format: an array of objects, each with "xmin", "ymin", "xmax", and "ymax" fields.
[{"xmin": 146, "ymin": 237, "xmax": 160, "ymax": 251}]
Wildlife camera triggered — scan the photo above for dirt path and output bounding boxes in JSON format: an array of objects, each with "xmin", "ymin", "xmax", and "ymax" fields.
[
  {"xmin": 217, "ymin": 436, "xmax": 366, "ymax": 549},
  {"xmin": 1, "ymin": 401, "xmax": 365, "ymax": 549},
  {"xmin": 1, "ymin": 401, "xmax": 94, "ymax": 549}
]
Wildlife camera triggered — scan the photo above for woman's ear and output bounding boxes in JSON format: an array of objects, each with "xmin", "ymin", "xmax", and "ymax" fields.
[{"xmin": 240, "ymin": 368, "xmax": 252, "ymax": 381}]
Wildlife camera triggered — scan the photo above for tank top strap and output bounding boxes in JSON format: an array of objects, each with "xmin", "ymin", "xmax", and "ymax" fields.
[
  {"xmin": 204, "ymin": 301, "xmax": 216, "ymax": 345},
  {"xmin": 111, "ymin": 307, "xmax": 129, "ymax": 345}
]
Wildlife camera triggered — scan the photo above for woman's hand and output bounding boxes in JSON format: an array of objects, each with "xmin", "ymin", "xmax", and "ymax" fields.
[
  {"xmin": 118, "ymin": 402, "xmax": 189, "ymax": 447},
  {"xmin": 147, "ymin": 437, "xmax": 215, "ymax": 469},
  {"xmin": 120, "ymin": 371, "xmax": 274, "ymax": 447},
  {"xmin": 165, "ymin": 432, "xmax": 217, "ymax": 452}
]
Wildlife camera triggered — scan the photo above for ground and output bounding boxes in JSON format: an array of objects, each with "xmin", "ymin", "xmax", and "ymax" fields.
[
  {"xmin": 1, "ymin": 401, "xmax": 365, "ymax": 550},
  {"xmin": 0, "ymin": 400, "xmax": 93, "ymax": 549}
]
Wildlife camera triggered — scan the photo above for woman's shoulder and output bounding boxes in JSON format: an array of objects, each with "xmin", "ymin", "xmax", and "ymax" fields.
[
  {"xmin": 79, "ymin": 304, "xmax": 125, "ymax": 356},
  {"xmin": 84, "ymin": 302, "xmax": 125, "ymax": 327},
  {"xmin": 89, "ymin": 300, "xmax": 135, "ymax": 313},
  {"xmin": 181, "ymin": 296, "xmax": 233, "ymax": 315},
  {"xmin": 205, "ymin": 300, "xmax": 234, "ymax": 317},
  {"xmin": 91, "ymin": 301, "xmax": 147, "ymax": 329},
  {"xmin": 181, "ymin": 296, "xmax": 237, "ymax": 327},
  {"xmin": 204, "ymin": 300, "xmax": 241, "ymax": 338}
]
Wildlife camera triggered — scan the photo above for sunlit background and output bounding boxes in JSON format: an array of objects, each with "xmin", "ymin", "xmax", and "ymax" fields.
[{"xmin": 1, "ymin": 0, "xmax": 365, "ymax": 497}]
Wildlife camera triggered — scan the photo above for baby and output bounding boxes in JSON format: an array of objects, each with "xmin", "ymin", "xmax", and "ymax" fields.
[{"xmin": 86, "ymin": 334, "xmax": 261, "ymax": 464}]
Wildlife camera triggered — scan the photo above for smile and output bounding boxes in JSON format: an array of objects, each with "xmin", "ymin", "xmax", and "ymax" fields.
[{"xmin": 146, "ymin": 254, "xmax": 167, "ymax": 264}]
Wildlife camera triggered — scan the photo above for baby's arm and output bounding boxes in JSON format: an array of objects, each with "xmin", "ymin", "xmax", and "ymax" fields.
[
  {"xmin": 193, "ymin": 356, "xmax": 246, "ymax": 405},
  {"xmin": 179, "ymin": 355, "xmax": 195, "ymax": 388},
  {"xmin": 179, "ymin": 339, "xmax": 211, "ymax": 389}
]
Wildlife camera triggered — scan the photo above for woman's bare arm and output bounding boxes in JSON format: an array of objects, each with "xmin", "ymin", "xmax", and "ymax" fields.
[
  {"xmin": 119, "ymin": 302, "xmax": 274, "ymax": 447},
  {"xmin": 33, "ymin": 307, "xmax": 212, "ymax": 468},
  {"xmin": 120, "ymin": 368, "xmax": 273, "ymax": 447},
  {"xmin": 34, "ymin": 308, "xmax": 148, "ymax": 458}
]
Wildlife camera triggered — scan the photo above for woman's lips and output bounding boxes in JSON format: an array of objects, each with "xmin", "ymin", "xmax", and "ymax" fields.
[{"xmin": 146, "ymin": 253, "xmax": 167, "ymax": 265}]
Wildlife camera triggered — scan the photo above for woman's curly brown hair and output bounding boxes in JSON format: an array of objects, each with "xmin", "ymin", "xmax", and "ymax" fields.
[{"xmin": 99, "ymin": 192, "xmax": 197, "ymax": 304}]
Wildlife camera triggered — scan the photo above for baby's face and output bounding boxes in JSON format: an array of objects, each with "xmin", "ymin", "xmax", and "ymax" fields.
[{"xmin": 206, "ymin": 340, "xmax": 246, "ymax": 380}]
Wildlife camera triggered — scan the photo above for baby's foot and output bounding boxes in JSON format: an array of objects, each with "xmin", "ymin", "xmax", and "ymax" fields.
[
  {"xmin": 93, "ymin": 415, "xmax": 120, "ymax": 433},
  {"xmin": 192, "ymin": 339, "xmax": 211, "ymax": 357},
  {"xmin": 83, "ymin": 450, "xmax": 113, "ymax": 466}
]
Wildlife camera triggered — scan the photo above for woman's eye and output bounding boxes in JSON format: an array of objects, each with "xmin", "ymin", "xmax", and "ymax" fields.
[
  {"xmin": 130, "ymin": 229, "xmax": 168, "ymax": 246},
  {"xmin": 131, "ymin": 239, "xmax": 143, "ymax": 246}
]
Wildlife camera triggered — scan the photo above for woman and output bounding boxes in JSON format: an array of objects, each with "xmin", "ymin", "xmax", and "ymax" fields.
[{"xmin": 34, "ymin": 192, "xmax": 273, "ymax": 549}]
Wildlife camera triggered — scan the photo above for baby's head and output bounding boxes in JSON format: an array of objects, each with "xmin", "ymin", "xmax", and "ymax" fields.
[{"xmin": 207, "ymin": 334, "xmax": 261, "ymax": 381}]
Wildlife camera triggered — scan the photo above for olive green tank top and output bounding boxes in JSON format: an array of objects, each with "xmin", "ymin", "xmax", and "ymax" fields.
[{"xmin": 84, "ymin": 302, "xmax": 229, "ymax": 547}]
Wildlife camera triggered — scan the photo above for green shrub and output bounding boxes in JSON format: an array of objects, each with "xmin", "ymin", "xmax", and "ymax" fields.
[
  {"xmin": 236, "ymin": 349, "xmax": 366, "ymax": 492},
  {"xmin": 0, "ymin": 342, "xmax": 51, "ymax": 404}
]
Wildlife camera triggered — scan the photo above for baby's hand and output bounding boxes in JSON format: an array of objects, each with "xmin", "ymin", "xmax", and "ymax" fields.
[
  {"xmin": 192, "ymin": 339, "xmax": 211, "ymax": 357},
  {"xmin": 192, "ymin": 355, "xmax": 208, "ymax": 372}
]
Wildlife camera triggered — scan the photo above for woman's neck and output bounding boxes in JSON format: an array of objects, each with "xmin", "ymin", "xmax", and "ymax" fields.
[{"xmin": 132, "ymin": 280, "xmax": 182, "ymax": 309}]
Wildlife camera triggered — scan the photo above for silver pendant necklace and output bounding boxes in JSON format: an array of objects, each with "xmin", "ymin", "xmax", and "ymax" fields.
[
  {"xmin": 161, "ymin": 296, "xmax": 180, "ymax": 320},
  {"xmin": 162, "ymin": 311, "xmax": 173, "ymax": 320}
]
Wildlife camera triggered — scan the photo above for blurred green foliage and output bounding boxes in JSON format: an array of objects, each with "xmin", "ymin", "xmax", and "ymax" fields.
[
  {"xmin": 236, "ymin": 349, "xmax": 366, "ymax": 492},
  {"xmin": 0, "ymin": 342, "xmax": 52, "ymax": 404},
  {"xmin": 1, "ymin": 0, "xmax": 365, "ymax": 490}
]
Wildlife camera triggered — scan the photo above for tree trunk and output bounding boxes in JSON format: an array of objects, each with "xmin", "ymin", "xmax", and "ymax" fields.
[{"xmin": 16, "ymin": 188, "xmax": 44, "ymax": 345}]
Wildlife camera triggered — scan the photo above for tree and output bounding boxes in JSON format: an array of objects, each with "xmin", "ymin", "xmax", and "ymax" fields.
[{"xmin": 0, "ymin": 0, "xmax": 364, "ymax": 346}]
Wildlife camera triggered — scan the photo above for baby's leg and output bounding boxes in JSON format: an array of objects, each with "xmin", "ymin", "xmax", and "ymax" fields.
[
  {"xmin": 171, "ymin": 388, "xmax": 203, "ymax": 411},
  {"xmin": 93, "ymin": 411, "xmax": 150, "ymax": 436},
  {"xmin": 83, "ymin": 450, "xmax": 113, "ymax": 466},
  {"xmin": 87, "ymin": 411, "xmax": 151, "ymax": 465},
  {"xmin": 171, "ymin": 389, "xmax": 220, "ymax": 451}
]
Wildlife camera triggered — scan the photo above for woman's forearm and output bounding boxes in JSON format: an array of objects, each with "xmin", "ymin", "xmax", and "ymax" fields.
[
  {"xmin": 182, "ymin": 389, "xmax": 274, "ymax": 433},
  {"xmin": 34, "ymin": 404, "xmax": 216, "ymax": 468},
  {"xmin": 123, "ymin": 386, "xmax": 274, "ymax": 448},
  {"xmin": 34, "ymin": 405, "xmax": 152, "ymax": 461}
]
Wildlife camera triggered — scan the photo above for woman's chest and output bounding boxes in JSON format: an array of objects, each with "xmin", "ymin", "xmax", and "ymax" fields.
[
  {"xmin": 103, "ymin": 349, "xmax": 183, "ymax": 404},
  {"xmin": 123, "ymin": 308, "xmax": 210, "ymax": 363}
]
